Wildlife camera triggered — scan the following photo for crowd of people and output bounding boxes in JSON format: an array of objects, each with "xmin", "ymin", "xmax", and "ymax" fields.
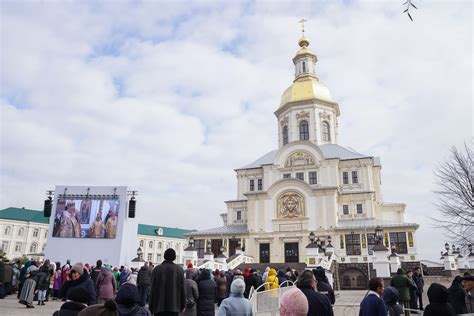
[
  {"xmin": 1, "ymin": 251, "xmax": 473, "ymax": 316},
  {"xmin": 360, "ymin": 268, "xmax": 474, "ymax": 316}
]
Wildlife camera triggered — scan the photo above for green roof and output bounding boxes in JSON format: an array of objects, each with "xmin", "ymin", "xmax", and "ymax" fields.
[
  {"xmin": 138, "ymin": 224, "xmax": 195, "ymax": 239},
  {"xmin": 0, "ymin": 207, "xmax": 50, "ymax": 224}
]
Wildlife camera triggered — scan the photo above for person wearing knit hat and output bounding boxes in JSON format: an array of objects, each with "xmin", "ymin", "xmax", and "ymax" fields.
[
  {"xmin": 280, "ymin": 287, "xmax": 309, "ymax": 316},
  {"xmin": 115, "ymin": 283, "xmax": 150, "ymax": 315},
  {"xmin": 216, "ymin": 278, "xmax": 253, "ymax": 316},
  {"xmin": 53, "ymin": 287, "xmax": 89, "ymax": 316},
  {"xmin": 149, "ymin": 248, "xmax": 186, "ymax": 315},
  {"xmin": 59, "ymin": 262, "xmax": 97, "ymax": 306}
]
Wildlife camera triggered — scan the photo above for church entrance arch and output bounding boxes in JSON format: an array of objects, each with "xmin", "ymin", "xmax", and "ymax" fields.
[{"xmin": 340, "ymin": 268, "xmax": 367, "ymax": 290}]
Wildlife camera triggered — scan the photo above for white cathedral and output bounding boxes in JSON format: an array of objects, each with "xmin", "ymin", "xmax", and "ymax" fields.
[{"xmin": 189, "ymin": 31, "xmax": 419, "ymax": 280}]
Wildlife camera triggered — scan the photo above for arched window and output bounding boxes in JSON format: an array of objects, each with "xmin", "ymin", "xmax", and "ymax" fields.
[
  {"xmin": 149, "ymin": 241, "xmax": 153, "ymax": 248},
  {"xmin": 356, "ymin": 275, "xmax": 366, "ymax": 287},
  {"xmin": 30, "ymin": 243, "xmax": 37, "ymax": 253},
  {"xmin": 18, "ymin": 227, "xmax": 25, "ymax": 237},
  {"xmin": 299, "ymin": 120, "xmax": 309, "ymax": 141},
  {"xmin": 321, "ymin": 121, "xmax": 330, "ymax": 141},
  {"xmin": 158, "ymin": 242, "xmax": 162, "ymax": 249},
  {"xmin": 139, "ymin": 240, "xmax": 144, "ymax": 248},
  {"xmin": 4, "ymin": 226, "xmax": 11, "ymax": 235},
  {"xmin": 342, "ymin": 275, "xmax": 351, "ymax": 287},
  {"xmin": 302, "ymin": 61, "xmax": 306, "ymax": 73},
  {"xmin": 282, "ymin": 126, "xmax": 288, "ymax": 145}
]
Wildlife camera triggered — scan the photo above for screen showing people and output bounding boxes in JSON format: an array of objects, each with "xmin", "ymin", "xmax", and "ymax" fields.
[{"xmin": 52, "ymin": 198, "xmax": 119, "ymax": 239}]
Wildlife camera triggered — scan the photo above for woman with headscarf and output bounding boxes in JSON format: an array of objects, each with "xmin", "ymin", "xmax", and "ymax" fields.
[
  {"xmin": 447, "ymin": 276, "xmax": 468, "ymax": 314},
  {"xmin": 17, "ymin": 260, "xmax": 33, "ymax": 299},
  {"xmin": 46, "ymin": 261, "xmax": 56, "ymax": 301},
  {"xmin": 52, "ymin": 262, "xmax": 62, "ymax": 300},
  {"xmin": 96, "ymin": 265, "xmax": 116, "ymax": 304},
  {"xmin": 19, "ymin": 261, "xmax": 39, "ymax": 308},
  {"xmin": 180, "ymin": 269, "xmax": 199, "ymax": 316},
  {"xmin": 423, "ymin": 283, "xmax": 456, "ymax": 316},
  {"xmin": 215, "ymin": 270, "xmax": 227, "ymax": 307},
  {"xmin": 197, "ymin": 269, "xmax": 216, "ymax": 316},
  {"xmin": 382, "ymin": 286, "xmax": 404, "ymax": 316}
]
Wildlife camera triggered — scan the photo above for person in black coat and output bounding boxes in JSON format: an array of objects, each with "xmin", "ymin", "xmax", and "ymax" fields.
[
  {"xmin": 412, "ymin": 267, "xmax": 424, "ymax": 310},
  {"xmin": 197, "ymin": 269, "xmax": 216, "ymax": 316},
  {"xmin": 137, "ymin": 262, "xmax": 152, "ymax": 307},
  {"xmin": 447, "ymin": 276, "xmax": 468, "ymax": 314},
  {"xmin": 148, "ymin": 248, "xmax": 186, "ymax": 315},
  {"xmin": 244, "ymin": 269, "xmax": 260, "ymax": 298},
  {"xmin": 59, "ymin": 262, "xmax": 96, "ymax": 306},
  {"xmin": 53, "ymin": 287, "xmax": 89, "ymax": 316},
  {"xmin": 296, "ymin": 270, "xmax": 334, "ymax": 316},
  {"xmin": 424, "ymin": 283, "xmax": 456, "ymax": 316},
  {"xmin": 313, "ymin": 267, "xmax": 335, "ymax": 305}
]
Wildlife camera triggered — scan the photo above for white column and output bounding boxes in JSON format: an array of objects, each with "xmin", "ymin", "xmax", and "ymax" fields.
[{"xmin": 373, "ymin": 247, "xmax": 391, "ymax": 278}]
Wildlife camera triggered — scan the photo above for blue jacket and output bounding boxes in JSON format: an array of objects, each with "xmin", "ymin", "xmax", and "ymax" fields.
[
  {"xmin": 359, "ymin": 293, "xmax": 387, "ymax": 316},
  {"xmin": 216, "ymin": 293, "xmax": 253, "ymax": 316}
]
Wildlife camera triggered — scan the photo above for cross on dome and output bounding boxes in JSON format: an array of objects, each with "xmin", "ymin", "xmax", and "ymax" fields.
[{"xmin": 298, "ymin": 18, "xmax": 310, "ymax": 48}]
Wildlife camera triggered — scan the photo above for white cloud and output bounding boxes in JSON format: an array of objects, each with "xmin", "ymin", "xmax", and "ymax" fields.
[{"xmin": 0, "ymin": 1, "xmax": 471, "ymax": 260}]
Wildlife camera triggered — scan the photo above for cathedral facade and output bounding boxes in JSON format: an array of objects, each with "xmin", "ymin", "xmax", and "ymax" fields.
[{"xmin": 189, "ymin": 33, "xmax": 419, "ymax": 274}]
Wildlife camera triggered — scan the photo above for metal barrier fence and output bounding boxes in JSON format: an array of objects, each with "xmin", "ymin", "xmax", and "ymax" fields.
[{"xmin": 248, "ymin": 281, "xmax": 295, "ymax": 315}]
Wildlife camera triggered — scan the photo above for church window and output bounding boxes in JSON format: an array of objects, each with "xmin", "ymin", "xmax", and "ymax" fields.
[
  {"xmin": 282, "ymin": 126, "xmax": 289, "ymax": 145},
  {"xmin": 283, "ymin": 173, "xmax": 291, "ymax": 179},
  {"xmin": 15, "ymin": 242, "xmax": 22, "ymax": 252},
  {"xmin": 236, "ymin": 210, "xmax": 242, "ymax": 221},
  {"xmin": 44, "ymin": 230, "xmax": 48, "ymax": 238},
  {"xmin": 302, "ymin": 61, "xmax": 306, "ymax": 73},
  {"xmin": 345, "ymin": 234, "xmax": 361, "ymax": 255},
  {"xmin": 367, "ymin": 233, "xmax": 376, "ymax": 254},
  {"xmin": 309, "ymin": 171, "xmax": 317, "ymax": 184},
  {"xmin": 18, "ymin": 227, "xmax": 24, "ymax": 237},
  {"xmin": 30, "ymin": 243, "xmax": 37, "ymax": 253},
  {"xmin": 1, "ymin": 241, "xmax": 8, "ymax": 252},
  {"xmin": 299, "ymin": 120, "xmax": 309, "ymax": 140},
  {"xmin": 342, "ymin": 276, "xmax": 351, "ymax": 287},
  {"xmin": 356, "ymin": 275, "xmax": 365, "ymax": 287},
  {"xmin": 194, "ymin": 239, "xmax": 205, "ymax": 258},
  {"xmin": 157, "ymin": 254, "xmax": 162, "ymax": 262},
  {"xmin": 356, "ymin": 204, "xmax": 363, "ymax": 214},
  {"xmin": 389, "ymin": 232, "xmax": 408, "ymax": 254},
  {"xmin": 147, "ymin": 253, "xmax": 152, "ymax": 261},
  {"xmin": 342, "ymin": 205, "xmax": 349, "ymax": 215},
  {"xmin": 4, "ymin": 226, "xmax": 11, "ymax": 235},
  {"xmin": 158, "ymin": 242, "xmax": 162, "ymax": 249},
  {"xmin": 33, "ymin": 228, "xmax": 39, "ymax": 238},
  {"xmin": 249, "ymin": 179, "xmax": 255, "ymax": 191},
  {"xmin": 296, "ymin": 172, "xmax": 304, "ymax": 181},
  {"xmin": 257, "ymin": 178, "xmax": 263, "ymax": 190},
  {"xmin": 352, "ymin": 171, "xmax": 359, "ymax": 184},
  {"xmin": 342, "ymin": 172, "xmax": 349, "ymax": 185},
  {"xmin": 140, "ymin": 240, "xmax": 144, "ymax": 248},
  {"xmin": 321, "ymin": 121, "xmax": 330, "ymax": 141},
  {"xmin": 149, "ymin": 241, "xmax": 153, "ymax": 248}
]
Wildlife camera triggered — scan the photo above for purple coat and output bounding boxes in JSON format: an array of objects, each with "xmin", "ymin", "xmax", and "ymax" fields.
[
  {"xmin": 96, "ymin": 270, "xmax": 116, "ymax": 299},
  {"xmin": 53, "ymin": 271, "xmax": 62, "ymax": 290}
]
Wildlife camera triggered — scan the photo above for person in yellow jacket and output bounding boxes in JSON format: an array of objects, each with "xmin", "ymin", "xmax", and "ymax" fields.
[{"xmin": 265, "ymin": 268, "xmax": 279, "ymax": 291}]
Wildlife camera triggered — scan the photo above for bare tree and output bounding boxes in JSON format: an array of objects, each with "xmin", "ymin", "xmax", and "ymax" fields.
[{"xmin": 433, "ymin": 143, "xmax": 474, "ymax": 249}]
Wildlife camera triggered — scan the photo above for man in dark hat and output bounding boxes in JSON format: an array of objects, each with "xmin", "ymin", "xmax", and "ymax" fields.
[
  {"xmin": 148, "ymin": 248, "xmax": 185, "ymax": 316},
  {"xmin": 463, "ymin": 273, "xmax": 474, "ymax": 313}
]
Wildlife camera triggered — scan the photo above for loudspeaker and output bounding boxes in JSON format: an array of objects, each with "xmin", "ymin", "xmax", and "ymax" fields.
[
  {"xmin": 44, "ymin": 197, "xmax": 52, "ymax": 218},
  {"xmin": 128, "ymin": 198, "xmax": 136, "ymax": 218}
]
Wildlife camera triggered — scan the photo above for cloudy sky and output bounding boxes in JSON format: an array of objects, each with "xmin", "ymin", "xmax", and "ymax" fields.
[{"xmin": 1, "ymin": 1, "xmax": 471, "ymax": 260}]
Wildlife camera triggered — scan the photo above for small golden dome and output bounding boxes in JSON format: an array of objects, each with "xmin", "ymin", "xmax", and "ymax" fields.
[
  {"xmin": 280, "ymin": 77, "xmax": 335, "ymax": 107},
  {"xmin": 298, "ymin": 36, "xmax": 310, "ymax": 48}
]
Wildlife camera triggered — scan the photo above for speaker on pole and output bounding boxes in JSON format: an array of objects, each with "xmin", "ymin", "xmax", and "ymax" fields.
[
  {"xmin": 44, "ymin": 197, "xmax": 52, "ymax": 218},
  {"xmin": 129, "ymin": 197, "xmax": 136, "ymax": 218}
]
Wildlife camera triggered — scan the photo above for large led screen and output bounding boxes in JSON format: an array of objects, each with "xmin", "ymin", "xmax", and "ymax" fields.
[{"xmin": 52, "ymin": 198, "xmax": 120, "ymax": 239}]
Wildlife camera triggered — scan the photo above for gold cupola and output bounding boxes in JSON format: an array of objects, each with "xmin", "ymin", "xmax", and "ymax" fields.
[{"xmin": 279, "ymin": 26, "xmax": 336, "ymax": 108}]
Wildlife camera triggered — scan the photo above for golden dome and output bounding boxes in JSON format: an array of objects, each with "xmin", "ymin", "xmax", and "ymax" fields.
[{"xmin": 280, "ymin": 76, "xmax": 335, "ymax": 107}]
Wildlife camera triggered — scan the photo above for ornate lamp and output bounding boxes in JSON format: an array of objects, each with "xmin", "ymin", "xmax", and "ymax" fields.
[
  {"xmin": 375, "ymin": 226, "xmax": 383, "ymax": 245},
  {"xmin": 309, "ymin": 231, "xmax": 315, "ymax": 243},
  {"xmin": 468, "ymin": 244, "xmax": 473, "ymax": 256},
  {"xmin": 440, "ymin": 251, "xmax": 445, "ymax": 260},
  {"xmin": 445, "ymin": 242, "xmax": 450, "ymax": 255},
  {"xmin": 137, "ymin": 247, "xmax": 143, "ymax": 261},
  {"xmin": 189, "ymin": 237, "xmax": 195, "ymax": 248},
  {"xmin": 316, "ymin": 237, "xmax": 322, "ymax": 248}
]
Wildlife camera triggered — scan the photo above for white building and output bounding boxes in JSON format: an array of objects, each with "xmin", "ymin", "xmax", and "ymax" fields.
[
  {"xmin": 0, "ymin": 207, "xmax": 194, "ymax": 265},
  {"xmin": 188, "ymin": 32, "xmax": 419, "ymax": 289}
]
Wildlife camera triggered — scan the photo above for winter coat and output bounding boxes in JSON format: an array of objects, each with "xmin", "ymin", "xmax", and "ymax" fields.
[
  {"xmin": 383, "ymin": 287, "xmax": 404, "ymax": 316},
  {"xmin": 37, "ymin": 271, "xmax": 50, "ymax": 290},
  {"xmin": 448, "ymin": 276, "xmax": 468, "ymax": 314},
  {"xmin": 424, "ymin": 283, "xmax": 456, "ymax": 316},
  {"xmin": 59, "ymin": 269, "xmax": 97, "ymax": 305},
  {"xmin": 2, "ymin": 263, "xmax": 13, "ymax": 283},
  {"xmin": 277, "ymin": 270, "xmax": 288, "ymax": 286},
  {"xmin": 298, "ymin": 286, "xmax": 334, "ymax": 316},
  {"xmin": 90, "ymin": 267, "xmax": 103, "ymax": 285},
  {"xmin": 216, "ymin": 293, "xmax": 253, "ymax": 316},
  {"xmin": 412, "ymin": 272, "xmax": 424, "ymax": 293},
  {"xmin": 359, "ymin": 292, "xmax": 387, "ymax": 316},
  {"xmin": 137, "ymin": 266, "xmax": 152, "ymax": 287},
  {"xmin": 216, "ymin": 276, "xmax": 228, "ymax": 300},
  {"xmin": 389, "ymin": 268, "xmax": 411, "ymax": 302},
  {"xmin": 96, "ymin": 270, "xmax": 116, "ymax": 300},
  {"xmin": 53, "ymin": 270, "xmax": 62, "ymax": 289},
  {"xmin": 53, "ymin": 301, "xmax": 88, "ymax": 316},
  {"xmin": 197, "ymin": 270, "xmax": 216, "ymax": 316},
  {"xmin": 244, "ymin": 273, "xmax": 260, "ymax": 298},
  {"xmin": 117, "ymin": 304, "xmax": 151, "ymax": 316},
  {"xmin": 180, "ymin": 278, "xmax": 199, "ymax": 316},
  {"xmin": 120, "ymin": 269, "xmax": 130, "ymax": 286},
  {"xmin": 19, "ymin": 261, "xmax": 33, "ymax": 284},
  {"xmin": 265, "ymin": 269, "xmax": 279, "ymax": 291},
  {"xmin": 148, "ymin": 260, "xmax": 186, "ymax": 314}
]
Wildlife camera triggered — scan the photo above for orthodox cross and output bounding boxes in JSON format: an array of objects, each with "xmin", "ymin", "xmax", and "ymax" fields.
[{"xmin": 299, "ymin": 18, "xmax": 307, "ymax": 36}]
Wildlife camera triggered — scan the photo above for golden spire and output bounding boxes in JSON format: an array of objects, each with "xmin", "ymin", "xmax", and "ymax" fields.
[{"xmin": 298, "ymin": 18, "xmax": 309, "ymax": 48}]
